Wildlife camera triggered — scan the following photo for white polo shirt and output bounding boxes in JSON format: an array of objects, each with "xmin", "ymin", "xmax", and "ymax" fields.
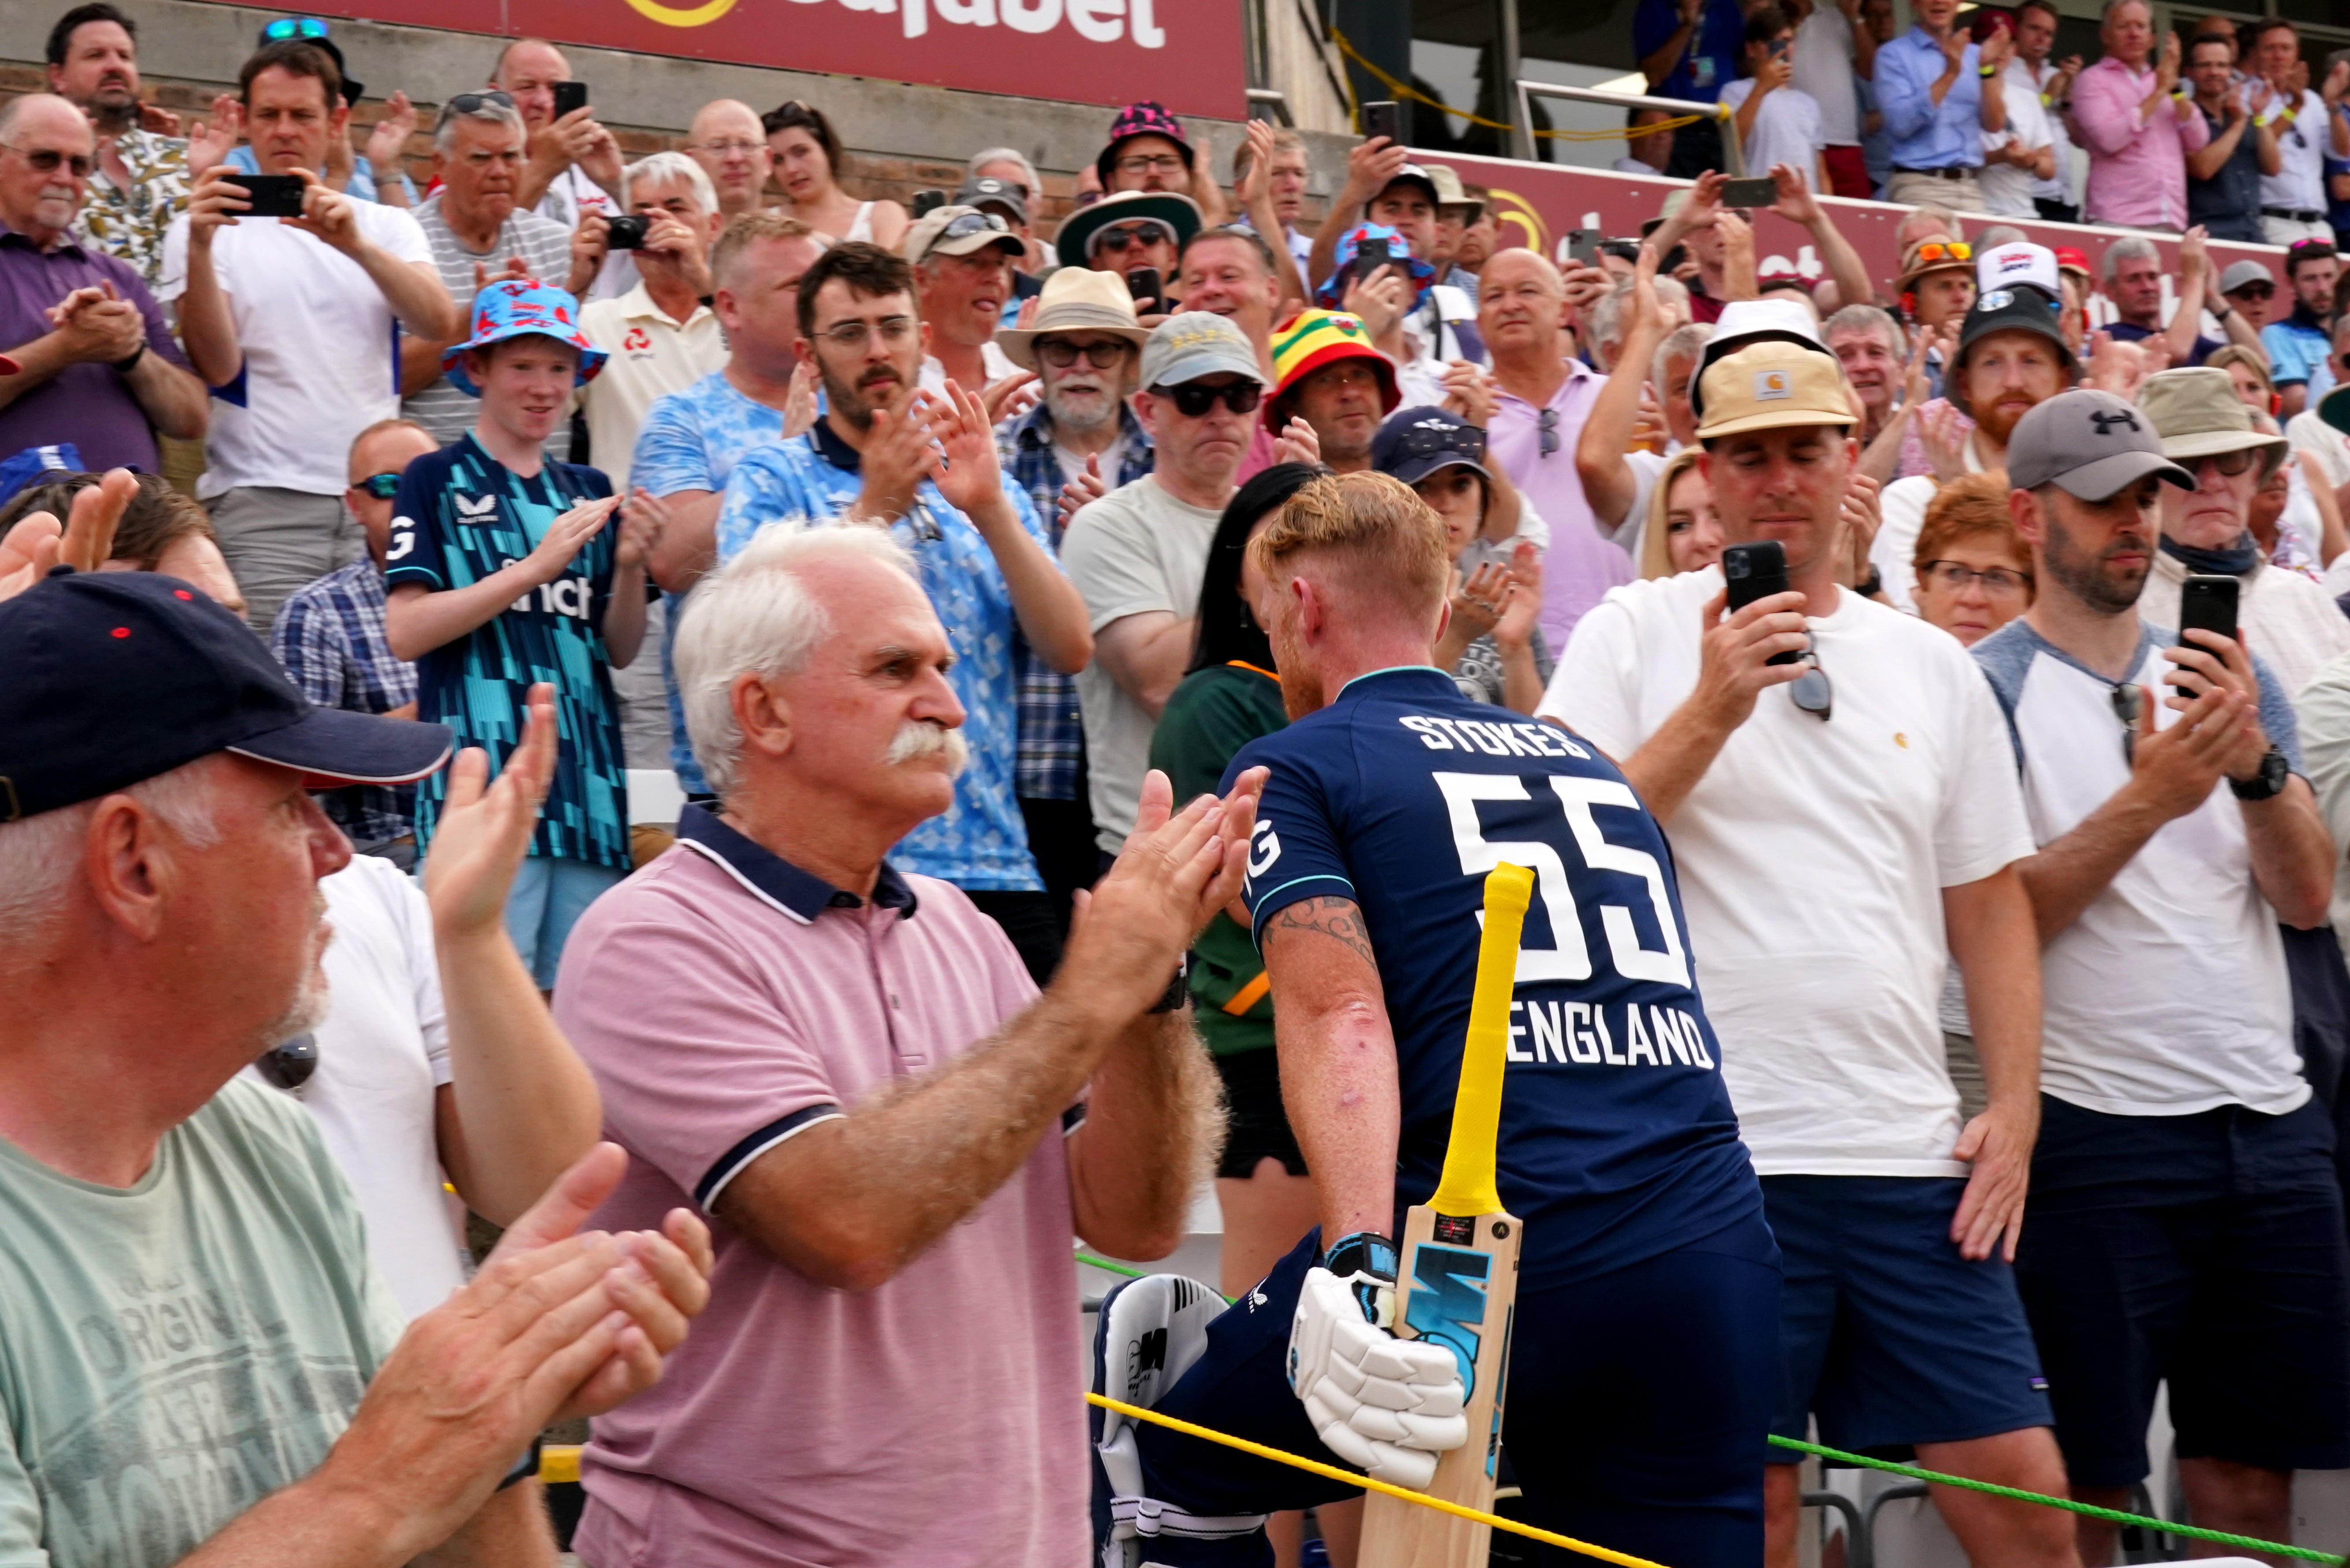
[
  {"xmin": 1542, "ymin": 567, "xmax": 2034, "ymax": 1175},
  {"xmin": 1970, "ymin": 617, "xmax": 2309, "ymax": 1117},
  {"xmin": 578, "ymin": 282, "xmax": 728, "ymax": 491},
  {"xmin": 2262, "ymin": 89, "xmax": 2330, "ymax": 215}
]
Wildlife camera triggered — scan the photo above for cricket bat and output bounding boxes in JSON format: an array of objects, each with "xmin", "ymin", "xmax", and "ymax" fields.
[{"xmin": 1358, "ymin": 861, "xmax": 1535, "ymax": 1568}]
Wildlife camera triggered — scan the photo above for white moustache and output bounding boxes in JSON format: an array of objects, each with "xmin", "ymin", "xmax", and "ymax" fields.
[{"xmin": 888, "ymin": 719, "xmax": 968, "ymax": 776}]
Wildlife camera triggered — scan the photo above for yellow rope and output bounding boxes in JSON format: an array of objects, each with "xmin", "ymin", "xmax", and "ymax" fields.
[
  {"xmin": 1086, "ymin": 1392, "xmax": 1675, "ymax": 1568},
  {"xmin": 1328, "ymin": 25, "xmax": 1711, "ymax": 141}
]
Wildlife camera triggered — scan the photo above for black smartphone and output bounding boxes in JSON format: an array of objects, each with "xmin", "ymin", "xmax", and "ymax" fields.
[
  {"xmin": 910, "ymin": 188, "xmax": 949, "ymax": 218},
  {"xmin": 604, "ymin": 213, "xmax": 648, "ymax": 250},
  {"xmin": 1364, "ymin": 100, "xmax": 1403, "ymax": 146},
  {"xmin": 1566, "ymin": 228, "xmax": 1599, "ymax": 266},
  {"xmin": 2179, "ymin": 573, "xmax": 2241, "ymax": 651},
  {"xmin": 552, "ymin": 80, "xmax": 588, "ymax": 118},
  {"xmin": 238, "ymin": 173, "xmax": 308, "ymax": 218},
  {"xmin": 1125, "ymin": 266, "xmax": 1163, "ymax": 311},
  {"xmin": 1722, "ymin": 540, "xmax": 1802, "ymax": 665},
  {"xmin": 1721, "ymin": 175, "xmax": 1779, "ymax": 210},
  {"xmin": 1352, "ymin": 234, "xmax": 1393, "ymax": 284}
]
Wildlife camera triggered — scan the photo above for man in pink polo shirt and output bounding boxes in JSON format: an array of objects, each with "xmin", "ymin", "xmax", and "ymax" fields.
[
  {"xmin": 2072, "ymin": 0, "xmax": 2209, "ymax": 230},
  {"xmin": 555, "ymin": 523, "xmax": 1263, "ymax": 1565}
]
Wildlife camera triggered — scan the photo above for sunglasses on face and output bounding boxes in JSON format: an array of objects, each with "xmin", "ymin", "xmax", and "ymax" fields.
[
  {"xmin": 1036, "ymin": 339, "xmax": 1132, "ymax": 369},
  {"xmin": 7, "ymin": 145, "xmax": 94, "ymax": 178},
  {"xmin": 1911, "ymin": 240, "xmax": 1973, "ymax": 265},
  {"xmin": 262, "ymin": 15, "xmax": 331, "ymax": 40},
  {"xmin": 2193, "ymin": 448, "xmax": 2259, "ymax": 478},
  {"xmin": 1098, "ymin": 225, "xmax": 1168, "ymax": 253},
  {"xmin": 2233, "ymin": 284, "xmax": 2276, "ymax": 300},
  {"xmin": 355, "ymin": 471, "xmax": 402, "ymax": 499},
  {"xmin": 1156, "ymin": 379, "xmax": 1263, "ymax": 417},
  {"xmin": 255, "ymin": 1032, "xmax": 320, "ymax": 1094}
]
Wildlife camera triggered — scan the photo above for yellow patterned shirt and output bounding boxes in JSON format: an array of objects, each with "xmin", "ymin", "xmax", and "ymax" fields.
[{"xmin": 75, "ymin": 126, "xmax": 192, "ymax": 286}]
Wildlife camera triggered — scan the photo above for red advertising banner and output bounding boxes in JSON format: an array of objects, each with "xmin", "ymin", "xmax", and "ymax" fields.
[
  {"xmin": 1419, "ymin": 151, "xmax": 2287, "ymax": 323},
  {"xmin": 268, "ymin": 0, "xmax": 1246, "ymax": 119}
]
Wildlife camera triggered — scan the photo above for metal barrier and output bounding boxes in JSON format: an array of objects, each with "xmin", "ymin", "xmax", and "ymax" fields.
[{"xmin": 1513, "ymin": 80, "xmax": 1746, "ymax": 177}]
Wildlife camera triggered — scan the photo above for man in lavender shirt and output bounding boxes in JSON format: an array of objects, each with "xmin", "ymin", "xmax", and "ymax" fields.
[
  {"xmin": 0, "ymin": 94, "xmax": 204, "ymax": 471},
  {"xmin": 555, "ymin": 523, "xmax": 1263, "ymax": 1566},
  {"xmin": 1481, "ymin": 247, "xmax": 1633, "ymax": 650},
  {"xmin": 2073, "ymin": 0, "xmax": 2208, "ymax": 231}
]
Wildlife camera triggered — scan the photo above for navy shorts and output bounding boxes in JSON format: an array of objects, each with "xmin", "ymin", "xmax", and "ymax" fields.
[
  {"xmin": 1762, "ymin": 1175, "xmax": 2052, "ymax": 1461},
  {"xmin": 2016, "ymin": 1094, "xmax": 2350, "ymax": 1488},
  {"xmin": 1120, "ymin": 1219, "xmax": 1783, "ymax": 1568}
]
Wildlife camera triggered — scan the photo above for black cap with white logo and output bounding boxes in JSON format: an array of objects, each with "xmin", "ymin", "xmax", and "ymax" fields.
[{"xmin": 0, "ymin": 569, "xmax": 452, "ymax": 822}]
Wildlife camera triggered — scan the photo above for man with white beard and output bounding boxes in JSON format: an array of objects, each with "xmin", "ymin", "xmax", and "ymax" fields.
[{"xmin": 995, "ymin": 268, "xmax": 1155, "ymax": 924}]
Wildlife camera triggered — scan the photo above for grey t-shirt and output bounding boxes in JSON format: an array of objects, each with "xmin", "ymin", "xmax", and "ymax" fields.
[
  {"xmin": 0, "ymin": 1078, "xmax": 404, "ymax": 1567},
  {"xmin": 404, "ymin": 193, "xmax": 577, "ymax": 454},
  {"xmin": 1062, "ymin": 474, "xmax": 1225, "ymax": 853}
]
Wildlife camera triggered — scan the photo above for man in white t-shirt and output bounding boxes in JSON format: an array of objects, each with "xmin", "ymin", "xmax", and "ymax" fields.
[
  {"xmin": 1977, "ymin": 14, "xmax": 2057, "ymax": 218},
  {"xmin": 1722, "ymin": 6, "xmax": 1830, "ymax": 193},
  {"xmin": 1543, "ymin": 338, "xmax": 2074, "ymax": 1568},
  {"xmin": 1063, "ymin": 313, "xmax": 1264, "ymax": 859},
  {"xmin": 162, "ymin": 39, "xmax": 455, "ymax": 634},
  {"xmin": 1786, "ymin": 0, "xmax": 1878, "ymax": 197},
  {"xmin": 1972, "ymin": 388, "xmax": 2347, "ymax": 1568},
  {"xmin": 245, "ymin": 688, "xmax": 604, "ymax": 1321}
]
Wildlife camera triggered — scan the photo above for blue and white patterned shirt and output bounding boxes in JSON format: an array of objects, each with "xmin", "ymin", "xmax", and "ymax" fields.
[
  {"xmin": 996, "ymin": 402, "xmax": 1155, "ymax": 801},
  {"xmin": 271, "ymin": 557, "xmax": 419, "ymax": 845},
  {"xmin": 717, "ymin": 420, "xmax": 1051, "ymax": 891},
  {"xmin": 633, "ymin": 370, "xmax": 792, "ymax": 795}
]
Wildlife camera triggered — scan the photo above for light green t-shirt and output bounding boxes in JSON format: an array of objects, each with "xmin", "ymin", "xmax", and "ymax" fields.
[{"xmin": 0, "ymin": 1078, "xmax": 404, "ymax": 1568}]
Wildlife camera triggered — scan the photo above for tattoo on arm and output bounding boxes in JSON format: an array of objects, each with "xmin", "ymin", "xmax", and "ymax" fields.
[{"xmin": 1269, "ymin": 896, "xmax": 1379, "ymax": 967}]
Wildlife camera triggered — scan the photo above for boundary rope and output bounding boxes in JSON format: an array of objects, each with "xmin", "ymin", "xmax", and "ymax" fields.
[
  {"xmin": 1075, "ymin": 1252, "xmax": 2343, "ymax": 1564},
  {"xmin": 1325, "ymin": 25, "xmax": 1709, "ymax": 142},
  {"xmin": 1086, "ymin": 1392, "xmax": 1672, "ymax": 1568}
]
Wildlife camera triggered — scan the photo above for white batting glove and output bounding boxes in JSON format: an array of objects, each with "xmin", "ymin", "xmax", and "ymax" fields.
[{"xmin": 1287, "ymin": 1233, "xmax": 1467, "ymax": 1489}]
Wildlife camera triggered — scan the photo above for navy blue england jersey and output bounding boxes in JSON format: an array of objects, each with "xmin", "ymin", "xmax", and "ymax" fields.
[{"xmin": 1227, "ymin": 667, "xmax": 1762, "ymax": 1290}]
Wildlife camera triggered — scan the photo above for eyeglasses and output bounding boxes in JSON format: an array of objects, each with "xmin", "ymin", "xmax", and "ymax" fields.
[
  {"xmin": 1537, "ymin": 407, "xmax": 1559, "ymax": 458},
  {"xmin": 1117, "ymin": 153, "xmax": 1187, "ymax": 175},
  {"xmin": 1097, "ymin": 224, "xmax": 1169, "ymax": 253},
  {"xmin": 1919, "ymin": 559, "xmax": 2031, "ymax": 595},
  {"xmin": 1036, "ymin": 339, "xmax": 1133, "ymax": 369},
  {"xmin": 442, "ymin": 90, "xmax": 515, "ymax": 120},
  {"xmin": 2191, "ymin": 448, "xmax": 2259, "ymax": 477},
  {"xmin": 1790, "ymin": 637, "xmax": 1833, "ymax": 720},
  {"xmin": 1156, "ymin": 379, "xmax": 1264, "ymax": 417},
  {"xmin": 262, "ymin": 15, "xmax": 331, "ymax": 41},
  {"xmin": 933, "ymin": 211, "xmax": 1010, "ymax": 243},
  {"xmin": 2110, "ymin": 679, "xmax": 2143, "ymax": 764},
  {"xmin": 696, "ymin": 138, "xmax": 765, "ymax": 157},
  {"xmin": 255, "ymin": 1032, "xmax": 319, "ymax": 1094},
  {"xmin": 354, "ymin": 471, "xmax": 403, "ymax": 499},
  {"xmin": 811, "ymin": 316, "xmax": 917, "ymax": 350},
  {"xmin": 1395, "ymin": 421, "xmax": 1488, "ymax": 463},
  {"xmin": 4, "ymin": 145, "xmax": 94, "ymax": 178},
  {"xmin": 1910, "ymin": 240, "xmax": 1973, "ymax": 265},
  {"xmin": 2232, "ymin": 283, "xmax": 2276, "ymax": 300}
]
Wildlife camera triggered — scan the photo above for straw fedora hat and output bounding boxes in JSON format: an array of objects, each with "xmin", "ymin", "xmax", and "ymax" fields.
[{"xmin": 996, "ymin": 267, "xmax": 1151, "ymax": 372}]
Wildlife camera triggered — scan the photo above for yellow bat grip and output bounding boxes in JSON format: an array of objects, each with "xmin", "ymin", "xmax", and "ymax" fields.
[{"xmin": 1429, "ymin": 862, "xmax": 1534, "ymax": 1219}]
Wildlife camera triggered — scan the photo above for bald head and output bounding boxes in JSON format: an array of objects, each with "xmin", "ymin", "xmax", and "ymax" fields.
[
  {"xmin": 0, "ymin": 95, "xmax": 95, "ymax": 243},
  {"xmin": 1481, "ymin": 246, "xmax": 1561, "ymax": 294},
  {"xmin": 489, "ymin": 38, "xmax": 569, "ymax": 131},
  {"xmin": 1477, "ymin": 246, "xmax": 1570, "ymax": 365},
  {"xmin": 689, "ymin": 98, "xmax": 772, "ymax": 214}
]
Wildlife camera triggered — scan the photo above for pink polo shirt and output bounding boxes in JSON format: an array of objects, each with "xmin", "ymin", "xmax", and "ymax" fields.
[
  {"xmin": 1489, "ymin": 358, "xmax": 1635, "ymax": 651},
  {"xmin": 556, "ymin": 806, "xmax": 1089, "ymax": 1568},
  {"xmin": 2072, "ymin": 55, "xmax": 2210, "ymax": 230}
]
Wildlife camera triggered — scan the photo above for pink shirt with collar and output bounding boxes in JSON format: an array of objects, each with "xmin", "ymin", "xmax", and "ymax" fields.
[
  {"xmin": 1489, "ymin": 357, "xmax": 1634, "ymax": 649},
  {"xmin": 2072, "ymin": 54, "xmax": 2210, "ymax": 229},
  {"xmin": 557, "ymin": 808, "xmax": 1088, "ymax": 1568}
]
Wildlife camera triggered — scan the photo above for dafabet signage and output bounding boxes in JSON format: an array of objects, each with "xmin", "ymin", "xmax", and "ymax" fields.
[{"xmin": 286, "ymin": 0, "xmax": 1247, "ymax": 118}]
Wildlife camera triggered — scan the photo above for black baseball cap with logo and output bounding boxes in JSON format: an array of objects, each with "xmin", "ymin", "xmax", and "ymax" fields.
[{"xmin": 0, "ymin": 569, "xmax": 452, "ymax": 822}]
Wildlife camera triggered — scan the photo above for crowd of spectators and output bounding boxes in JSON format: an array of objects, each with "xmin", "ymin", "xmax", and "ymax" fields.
[{"xmin": 14, "ymin": 3, "xmax": 2350, "ymax": 1567}]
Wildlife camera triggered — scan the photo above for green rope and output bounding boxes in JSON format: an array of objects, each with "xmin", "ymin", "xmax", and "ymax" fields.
[
  {"xmin": 1076, "ymin": 1251, "xmax": 2341, "ymax": 1564},
  {"xmin": 1765, "ymin": 1437, "xmax": 2344, "ymax": 1564}
]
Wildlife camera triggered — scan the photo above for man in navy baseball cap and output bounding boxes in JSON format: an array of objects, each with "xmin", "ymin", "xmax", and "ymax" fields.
[{"xmin": 0, "ymin": 567, "xmax": 450, "ymax": 821}]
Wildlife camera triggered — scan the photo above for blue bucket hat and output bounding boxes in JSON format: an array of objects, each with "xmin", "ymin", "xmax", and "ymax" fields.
[
  {"xmin": 1316, "ymin": 222, "xmax": 1436, "ymax": 310},
  {"xmin": 441, "ymin": 278, "xmax": 608, "ymax": 397}
]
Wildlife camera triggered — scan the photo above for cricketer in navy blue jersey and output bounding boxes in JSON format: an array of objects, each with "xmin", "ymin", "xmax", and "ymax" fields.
[{"xmin": 1229, "ymin": 667, "xmax": 1763, "ymax": 1290}]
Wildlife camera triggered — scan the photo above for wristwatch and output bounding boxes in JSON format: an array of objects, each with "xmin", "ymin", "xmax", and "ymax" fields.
[
  {"xmin": 2231, "ymin": 746, "xmax": 2290, "ymax": 801},
  {"xmin": 2211, "ymin": 300, "xmax": 2233, "ymax": 322},
  {"xmin": 1146, "ymin": 954, "xmax": 1190, "ymax": 1013},
  {"xmin": 112, "ymin": 343, "xmax": 144, "ymax": 374}
]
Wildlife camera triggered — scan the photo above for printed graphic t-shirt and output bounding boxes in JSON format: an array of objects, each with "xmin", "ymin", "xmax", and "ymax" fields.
[{"xmin": 386, "ymin": 433, "xmax": 637, "ymax": 870}]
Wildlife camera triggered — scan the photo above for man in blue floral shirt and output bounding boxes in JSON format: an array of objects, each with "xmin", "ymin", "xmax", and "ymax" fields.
[
  {"xmin": 717, "ymin": 241, "xmax": 1093, "ymax": 983},
  {"xmin": 992, "ymin": 266, "xmax": 1154, "ymax": 929}
]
